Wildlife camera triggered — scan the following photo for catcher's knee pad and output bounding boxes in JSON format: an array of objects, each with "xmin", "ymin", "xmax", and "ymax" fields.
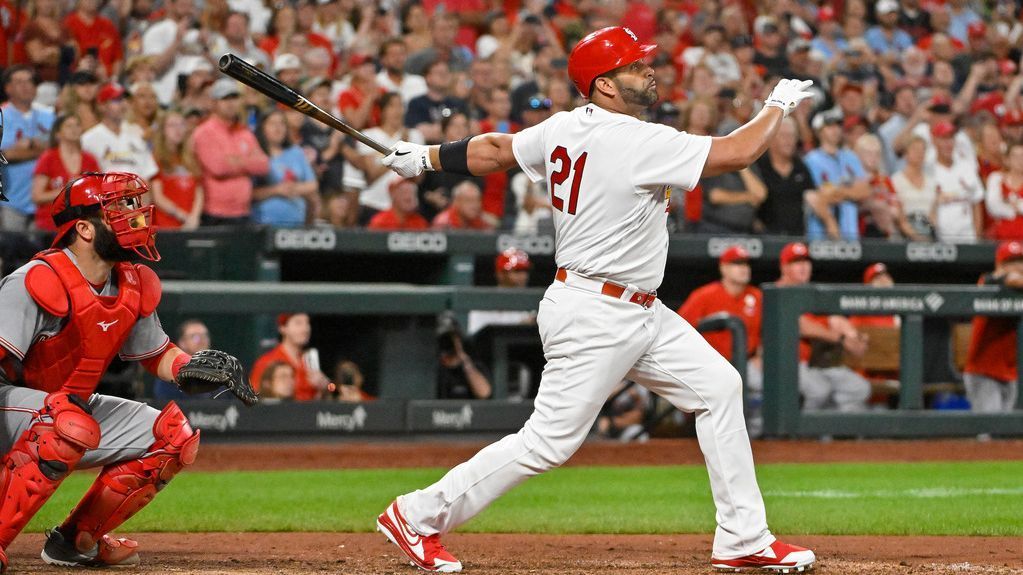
[
  {"xmin": 0, "ymin": 393, "xmax": 100, "ymax": 548},
  {"xmin": 61, "ymin": 402, "xmax": 199, "ymax": 550}
]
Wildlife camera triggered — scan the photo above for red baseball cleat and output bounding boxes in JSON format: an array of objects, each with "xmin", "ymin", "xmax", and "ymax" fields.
[
  {"xmin": 40, "ymin": 528, "xmax": 140, "ymax": 568},
  {"xmin": 711, "ymin": 540, "xmax": 816, "ymax": 572},
  {"xmin": 377, "ymin": 500, "xmax": 462, "ymax": 573}
]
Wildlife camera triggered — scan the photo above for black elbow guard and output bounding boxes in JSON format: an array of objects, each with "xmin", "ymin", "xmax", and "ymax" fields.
[{"xmin": 439, "ymin": 137, "xmax": 473, "ymax": 175}]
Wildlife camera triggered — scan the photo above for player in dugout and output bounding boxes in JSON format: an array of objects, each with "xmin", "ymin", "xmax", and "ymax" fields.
[{"xmin": 0, "ymin": 172, "xmax": 256, "ymax": 572}]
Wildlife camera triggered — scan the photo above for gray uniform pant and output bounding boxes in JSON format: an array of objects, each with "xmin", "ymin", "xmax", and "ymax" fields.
[
  {"xmin": 0, "ymin": 385, "xmax": 159, "ymax": 468},
  {"xmin": 963, "ymin": 373, "xmax": 1018, "ymax": 413},
  {"xmin": 798, "ymin": 363, "xmax": 871, "ymax": 412}
]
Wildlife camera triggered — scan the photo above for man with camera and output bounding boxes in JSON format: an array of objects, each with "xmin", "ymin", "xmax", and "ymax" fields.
[{"xmin": 436, "ymin": 313, "xmax": 492, "ymax": 400}]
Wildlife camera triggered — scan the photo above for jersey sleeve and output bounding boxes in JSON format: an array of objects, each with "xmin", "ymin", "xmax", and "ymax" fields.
[
  {"xmin": 511, "ymin": 122, "xmax": 547, "ymax": 184},
  {"xmin": 630, "ymin": 125, "xmax": 712, "ymax": 192},
  {"xmin": 0, "ymin": 265, "xmax": 48, "ymax": 360},
  {"xmin": 119, "ymin": 312, "xmax": 170, "ymax": 361}
]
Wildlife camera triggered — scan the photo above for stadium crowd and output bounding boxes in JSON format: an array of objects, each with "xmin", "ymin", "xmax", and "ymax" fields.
[{"xmin": 1, "ymin": 0, "xmax": 1023, "ymax": 239}]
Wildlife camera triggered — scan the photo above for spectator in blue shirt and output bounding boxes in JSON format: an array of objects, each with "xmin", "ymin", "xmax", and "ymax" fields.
[
  {"xmin": 865, "ymin": 0, "xmax": 913, "ymax": 60},
  {"xmin": 804, "ymin": 110, "xmax": 871, "ymax": 240},
  {"xmin": 0, "ymin": 65, "xmax": 54, "ymax": 231},
  {"xmin": 252, "ymin": 110, "xmax": 319, "ymax": 227}
]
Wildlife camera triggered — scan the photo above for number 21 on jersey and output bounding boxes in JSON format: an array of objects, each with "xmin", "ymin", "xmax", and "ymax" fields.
[{"xmin": 549, "ymin": 146, "xmax": 587, "ymax": 215}]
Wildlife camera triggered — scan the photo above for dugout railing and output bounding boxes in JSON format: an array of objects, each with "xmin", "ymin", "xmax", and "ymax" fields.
[{"xmin": 762, "ymin": 284, "xmax": 1023, "ymax": 438}]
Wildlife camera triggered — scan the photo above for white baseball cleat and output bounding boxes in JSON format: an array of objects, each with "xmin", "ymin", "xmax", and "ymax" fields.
[
  {"xmin": 377, "ymin": 500, "xmax": 462, "ymax": 573},
  {"xmin": 711, "ymin": 539, "xmax": 816, "ymax": 572}
]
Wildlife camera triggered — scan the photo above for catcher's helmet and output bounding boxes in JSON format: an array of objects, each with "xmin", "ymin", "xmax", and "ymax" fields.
[
  {"xmin": 495, "ymin": 248, "xmax": 531, "ymax": 273},
  {"xmin": 568, "ymin": 26, "xmax": 657, "ymax": 98},
  {"xmin": 51, "ymin": 172, "xmax": 159, "ymax": 261}
]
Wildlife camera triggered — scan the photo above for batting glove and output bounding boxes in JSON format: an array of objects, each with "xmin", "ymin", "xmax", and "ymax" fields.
[
  {"xmin": 764, "ymin": 79, "xmax": 815, "ymax": 117},
  {"xmin": 381, "ymin": 141, "xmax": 433, "ymax": 178}
]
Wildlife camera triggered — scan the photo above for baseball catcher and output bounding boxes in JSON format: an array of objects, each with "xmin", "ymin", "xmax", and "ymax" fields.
[{"xmin": 0, "ymin": 172, "xmax": 257, "ymax": 572}]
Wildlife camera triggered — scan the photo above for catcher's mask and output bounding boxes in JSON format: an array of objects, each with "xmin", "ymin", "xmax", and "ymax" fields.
[
  {"xmin": 51, "ymin": 172, "xmax": 160, "ymax": 261},
  {"xmin": 0, "ymin": 108, "xmax": 9, "ymax": 202}
]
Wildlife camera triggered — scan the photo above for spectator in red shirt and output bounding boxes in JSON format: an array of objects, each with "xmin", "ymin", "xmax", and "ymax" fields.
[
  {"xmin": 775, "ymin": 242, "xmax": 872, "ymax": 412},
  {"xmin": 963, "ymin": 241, "xmax": 1023, "ymax": 413},
  {"xmin": 477, "ymin": 87, "xmax": 520, "ymax": 219},
  {"xmin": 368, "ymin": 177, "xmax": 430, "ymax": 231},
  {"xmin": 30, "ymin": 115, "xmax": 100, "ymax": 231},
  {"xmin": 432, "ymin": 181, "xmax": 495, "ymax": 231},
  {"xmin": 151, "ymin": 110, "xmax": 204, "ymax": 230},
  {"xmin": 338, "ymin": 53, "xmax": 384, "ymax": 130},
  {"xmin": 63, "ymin": 0, "xmax": 123, "ymax": 79},
  {"xmin": 249, "ymin": 313, "xmax": 330, "ymax": 401},
  {"xmin": 678, "ymin": 245, "xmax": 764, "ymax": 434},
  {"xmin": 985, "ymin": 142, "xmax": 1023, "ymax": 241}
]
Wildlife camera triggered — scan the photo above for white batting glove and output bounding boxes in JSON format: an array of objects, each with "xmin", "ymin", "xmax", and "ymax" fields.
[
  {"xmin": 380, "ymin": 141, "xmax": 433, "ymax": 178},
  {"xmin": 764, "ymin": 79, "xmax": 815, "ymax": 117}
]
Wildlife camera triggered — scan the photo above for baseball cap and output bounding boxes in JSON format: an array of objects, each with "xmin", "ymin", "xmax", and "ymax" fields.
[
  {"xmin": 928, "ymin": 94, "xmax": 953, "ymax": 113},
  {"xmin": 996, "ymin": 241, "xmax": 1023, "ymax": 264},
  {"xmin": 69, "ymin": 69, "xmax": 99, "ymax": 85},
  {"xmin": 495, "ymin": 248, "xmax": 531, "ymax": 272},
  {"xmin": 968, "ymin": 21, "xmax": 987, "ymax": 39},
  {"xmin": 818, "ymin": 5, "xmax": 836, "ymax": 22},
  {"xmin": 720, "ymin": 245, "xmax": 750, "ymax": 265},
  {"xmin": 811, "ymin": 109, "xmax": 844, "ymax": 131},
  {"xmin": 277, "ymin": 313, "xmax": 295, "ymax": 327},
  {"xmin": 780, "ymin": 242, "xmax": 810, "ymax": 266},
  {"xmin": 301, "ymin": 76, "xmax": 332, "ymax": 94},
  {"xmin": 1000, "ymin": 109, "xmax": 1023, "ymax": 127},
  {"xmin": 186, "ymin": 58, "xmax": 215, "ymax": 75},
  {"xmin": 210, "ymin": 78, "xmax": 241, "ymax": 100},
  {"xmin": 930, "ymin": 121, "xmax": 956, "ymax": 138},
  {"xmin": 840, "ymin": 82, "xmax": 864, "ymax": 96},
  {"xmin": 843, "ymin": 114, "xmax": 868, "ymax": 131},
  {"xmin": 730, "ymin": 35, "xmax": 754, "ymax": 48},
  {"xmin": 875, "ymin": 0, "xmax": 899, "ymax": 14},
  {"xmin": 273, "ymin": 53, "xmax": 302, "ymax": 73},
  {"xmin": 787, "ymin": 38, "xmax": 812, "ymax": 55},
  {"xmin": 96, "ymin": 83, "xmax": 126, "ymax": 104},
  {"xmin": 999, "ymin": 59, "xmax": 1018, "ymax": 75},
  {"xmin": 349, "ymin": 52, "xmax": 375, "ymax": 68},
  {"xmin": 863, "ymin": 262, "xmax": 890, "ymax": 284}
]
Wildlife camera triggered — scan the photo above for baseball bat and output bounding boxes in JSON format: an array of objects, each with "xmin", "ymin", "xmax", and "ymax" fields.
[{"xmin": 218, "ymin": 53, "xmax": 392, "ymax": 155}]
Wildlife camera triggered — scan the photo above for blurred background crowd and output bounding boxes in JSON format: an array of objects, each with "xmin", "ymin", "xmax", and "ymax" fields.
[{"xmin": 2, "ymin": 0, "xmax": 1023, "ymax": 240}]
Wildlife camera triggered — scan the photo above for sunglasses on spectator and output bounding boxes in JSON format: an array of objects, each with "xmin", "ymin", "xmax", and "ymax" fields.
[{"xmin": 528, "ymin": 97, "xmax": 552, "ymax": 110}]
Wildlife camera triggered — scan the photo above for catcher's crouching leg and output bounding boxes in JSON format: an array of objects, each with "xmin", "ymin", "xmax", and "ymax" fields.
[
  {"xmin": 0, "ymin": 393, "xmax": 100, "ymax": 571},
  {"xmin": 56, "ymin": 401, "xmax": 199, "ymax": 558}
]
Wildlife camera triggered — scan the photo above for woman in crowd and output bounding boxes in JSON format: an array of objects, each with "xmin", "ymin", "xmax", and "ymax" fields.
[
  {"xmin": 353, "ymin": 92, "xmax": 425, "ymax": 219},
  {"xmin": 56, "ymin": 71, "xmax": 101, "ymax": 131},
  {"xmin": 126, "ymin": 81, "xmax": 161, "ymax": 145},
  {"xmin": 151, "ymin": 110, "xmax": 204, "ymax": 230},
  {"xmin": 30, "ymin": 115, "xmax": 100, "ymax": 232},
  {"xmin": 985, "ymin": 142, "xmax": 1023, "ymax": 240},
  {"xmin": 253, "ymin": 110, "xmax": 320, "ymax": 227},
  {"xmin": 854, "ymin": 133, "xmax": 923, "ymax": 240},
  {"xmin": 259, "ymin": 361, "xmax": 296, "ymax": 401},
  {"xmin": 401, "ymin": 3, "xmax": 432, "ymax": 54},
  {"xmin": 21, "ymin": 0, "xmax": 65, "ymax": 84},
  {"xmin": 891, "ymin": 136, "xmax": 937, "ymax": 239}
]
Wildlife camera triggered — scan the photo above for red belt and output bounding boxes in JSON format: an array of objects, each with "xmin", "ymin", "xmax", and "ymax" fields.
[{"xmin": 555, "ymin": 268, "xmax": 657, "ymax": 309}]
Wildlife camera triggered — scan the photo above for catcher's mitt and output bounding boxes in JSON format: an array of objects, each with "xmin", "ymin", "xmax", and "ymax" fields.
[{"xmin": 175, "ymin": 349, "xmax": 258, "ymax": 406}]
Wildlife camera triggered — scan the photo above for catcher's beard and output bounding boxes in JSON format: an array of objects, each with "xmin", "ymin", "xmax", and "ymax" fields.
[{"xmin": 93, "ymin": 222, "xmax": 138, "ymax": 263}]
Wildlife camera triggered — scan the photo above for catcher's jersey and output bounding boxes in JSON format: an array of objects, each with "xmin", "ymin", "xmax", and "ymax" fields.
[
  {"xmin": 0, "ymin": 249, "xmax": 169, "ymax": 364},
  {"xmin": 512, "ymin": 104, "xmax": 711, "ymax": 290}
]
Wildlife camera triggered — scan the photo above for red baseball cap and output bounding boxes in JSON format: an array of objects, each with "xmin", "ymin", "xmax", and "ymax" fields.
[
  {"xmin": 996, "ymin": 240, "xmax": 1023, "ymax": 265},
  {"xmin": 277, "ymin": 313, "xmax": 294, "ymax": 327},
  {"xmin": 931, "ymin": 121, "xmax": 956, "ymax": 138},
  {"xmin": 863, "ymin": 262, "xmax": 890, "ymax": 283},
  {"xmin": 780, "ymin": 242, "xmax": 810, "ymax": 266},
  {"xmin": 97, "ymin": 83, "xmax": 126, "ymax": 104},
  {"xmin": 968, "ymin": 21, "xmax": 987, "ymax": 39},
  {"xmin": 818, "ymin": 5, "xmax": 836, "ymax": 22},
  {"xmin": 999, "ymin": 59, "xmax": 1018, "ymax": 76},
  {"xmin": 1001, "ymin": 109, "xmax": 1023, "ymax": 127},
  {"xmin": 495, "ymin": 248, "xmax": 531, "ymax": 272},
  {"xmin": 928, "ymin": 94, "xmax": 953, "ymax": 112},
  {"xmin": 719, "ymin": 245, "xmax": 750, "ymax": 264}
]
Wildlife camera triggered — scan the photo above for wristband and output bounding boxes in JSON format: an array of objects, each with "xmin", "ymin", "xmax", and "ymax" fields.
[
  {"xmin": 171, "ymin": 352, "xmax": 191, "ymax": 379},
  {"xmin": 439, "ymin": 137, "xmax": 473, "ymax": 175}
]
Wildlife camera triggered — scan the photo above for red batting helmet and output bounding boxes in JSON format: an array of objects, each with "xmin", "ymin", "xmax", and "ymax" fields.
[
  {"xmin": 568, "ymin": 26, "xmax": 656, "ymax": 98},
  {"xmin": 495, "ymin": 248, "xmax": 531, "ymax": 273},
  {"xmin": 51, "ymin": 172, "xmax": 160, "ymax": 261}
]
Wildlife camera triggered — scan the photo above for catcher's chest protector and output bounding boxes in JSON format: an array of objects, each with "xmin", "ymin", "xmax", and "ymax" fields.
[{"xmin": 22, "ymin": 251, "xmax": 143, "ymax": 399}]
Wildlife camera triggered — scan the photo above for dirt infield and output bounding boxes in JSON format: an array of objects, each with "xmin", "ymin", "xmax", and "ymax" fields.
[{"xmin": 7, "ymin": 439, "xmax": 1022, "ymax": 575}]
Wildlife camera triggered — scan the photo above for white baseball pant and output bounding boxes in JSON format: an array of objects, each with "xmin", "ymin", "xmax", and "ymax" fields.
[{"xmin": 399, "ymin": 277, "xmax": 775, "ymax": 559}]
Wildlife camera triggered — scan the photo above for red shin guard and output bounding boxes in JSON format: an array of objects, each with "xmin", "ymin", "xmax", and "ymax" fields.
[
  {"xmin": 59, "ymin": 402, "xmax": 199, "ymax": 551},
  {"xmin": 0, "ymin": 393, "xmax": 100, "ymax": 550}
]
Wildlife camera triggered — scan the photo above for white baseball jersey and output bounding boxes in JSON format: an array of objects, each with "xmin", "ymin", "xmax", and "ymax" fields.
[
  {"xmin": 81, "ymin": 122, "xmax": 159, "ymax": 180},
  {"xmin": 512, "ymin": 104, "xmax": 711, "ymax": 291}
]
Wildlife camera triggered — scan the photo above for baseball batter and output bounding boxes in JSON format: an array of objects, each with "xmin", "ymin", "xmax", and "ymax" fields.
[
  {"xmin": 376, "ymin": 27, "xmax": 817, "ymax": 573},
  {"xmin": 0, "ymin": 172, "xmax": 255, "ymax": 573}
]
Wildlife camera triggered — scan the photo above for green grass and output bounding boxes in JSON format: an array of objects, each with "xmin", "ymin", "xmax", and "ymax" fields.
[{"xmin": 27, "ymin": 461, "xmax": 1023, "ymax": 536}]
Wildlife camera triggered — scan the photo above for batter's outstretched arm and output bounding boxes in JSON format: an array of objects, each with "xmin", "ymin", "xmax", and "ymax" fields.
[
  {"xmin": 385, "ymin": 133, "xmax": 517, "ymax": 179},
  {"xmin": 703, "ymin": 79, "xmax": 815, "ymax": 177}
]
